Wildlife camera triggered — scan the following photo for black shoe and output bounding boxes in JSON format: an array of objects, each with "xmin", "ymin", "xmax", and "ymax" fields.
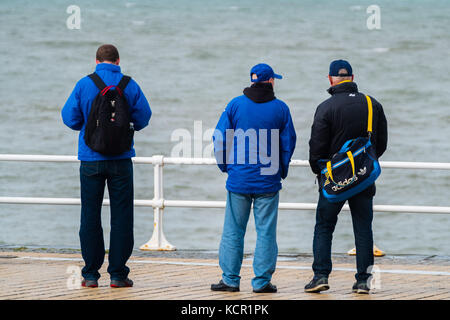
[
  {"xmin": 352, "ymin": 281, "xmax": 370, "ymax": 294},
  {"xmin": 304, "ymin": 277, "xmax": 330, "ymax": 293},
  {"xmin": 253, "ymin": 282, "xmax": 277, "ymax": 293},
  {"xmin": 81, "ymin": 278, "xmax": 98, "ymax": 288},
  {"xmin": 211, "ymin": 280, "xmax": 240, "ymax": 292},
  {"xmin": 110, "ymin": 278, "xmax": 133, "ymax": 288}
]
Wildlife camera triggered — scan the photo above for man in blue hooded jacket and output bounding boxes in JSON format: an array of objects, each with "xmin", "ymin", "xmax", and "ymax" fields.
[
  {"xmin": 211, "ymin": 63, "xmax": 297, "ymax": 293},
  {"xmin": 61, "ymin": 44, "xmax": 151, "ymax": 288}
]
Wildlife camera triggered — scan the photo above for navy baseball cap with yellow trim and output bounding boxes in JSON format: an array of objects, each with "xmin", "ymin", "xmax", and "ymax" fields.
[
  {"xmin": 329, "ymin": 59, "xmax": 353, "ymax": 76},
  {"xmin": 250, "ymin": 63, "xmax": 282, "ymax": 82}
]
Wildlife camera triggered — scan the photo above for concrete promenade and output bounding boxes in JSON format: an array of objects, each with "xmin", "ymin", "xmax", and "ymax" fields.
[{"xmin": 0, "ymin": 250, "xmax": 449, "ymax": 300}]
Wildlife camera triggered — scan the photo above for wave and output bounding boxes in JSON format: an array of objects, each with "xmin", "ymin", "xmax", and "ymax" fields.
[
  {"xmin": 34, "ymin": 40, "xmax": 103, "ymax": 48},
  {"xmin": 372, "ymin": 47, "xmax": 390, "ymax": 53}
]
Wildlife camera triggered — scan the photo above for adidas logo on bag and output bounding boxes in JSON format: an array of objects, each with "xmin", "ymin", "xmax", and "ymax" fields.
[
  {"xmin": 331, "ymin": 177, "xmax": 358, "ymax": 192},
  {"xmin": 358, "ymin": 167, "xmax": 367, "ymax": 176}
]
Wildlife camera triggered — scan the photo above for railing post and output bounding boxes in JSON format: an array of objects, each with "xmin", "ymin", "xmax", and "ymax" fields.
[{"xmin": 140, "ymin": 155, "xmax": 176, "ymax": 251}]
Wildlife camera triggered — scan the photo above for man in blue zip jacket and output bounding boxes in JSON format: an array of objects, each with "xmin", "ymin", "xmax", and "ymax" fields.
[
  {"xmin": 211, "ymin": 63, "xmax": 297, "ymax": 293},
  {"xmin": 61, "ymin": 44, "xmax": 151, "ymax": 288}
]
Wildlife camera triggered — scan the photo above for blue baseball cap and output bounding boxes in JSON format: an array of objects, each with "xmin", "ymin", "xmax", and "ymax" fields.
[
  {"xmin": 250, "ymin": 63, "xmax": 282, "ymax": 82},
  {"xmin": 329, "ymin": 59, "xmax": 353, "ymax": 76}
]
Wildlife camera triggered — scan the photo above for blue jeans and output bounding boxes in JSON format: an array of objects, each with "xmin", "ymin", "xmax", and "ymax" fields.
[
  {"xmin": 79, "ymin": 159, "xmax": 134, "ymax": 281},
  {"xmin": 219, "ymin": 191, "xmax": 279, "ymax": 290},
  {"xmin": 312, "ymin": 186, "xmax": 375, "ymax": 282}
]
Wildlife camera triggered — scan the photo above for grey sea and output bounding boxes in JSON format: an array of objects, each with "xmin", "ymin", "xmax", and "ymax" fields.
[{"xmin": 1, "ymin": 0, "xmax": 449, "ymax": 256}]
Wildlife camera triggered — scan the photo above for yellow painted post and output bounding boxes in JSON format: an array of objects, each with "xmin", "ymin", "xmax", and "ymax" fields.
[{"xmin": 347, "ymin": 245, "xmax": 385, "ymax": 257}]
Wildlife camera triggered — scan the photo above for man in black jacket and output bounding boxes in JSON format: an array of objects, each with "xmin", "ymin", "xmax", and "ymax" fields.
[{"xmin": 305, "ymin": 60, "xmax": 388, "ymax": 294}]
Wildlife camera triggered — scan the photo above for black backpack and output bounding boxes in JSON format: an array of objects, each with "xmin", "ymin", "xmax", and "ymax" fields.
[{"xmin": 84, "ymin": 73, "xmax": 134, "ymax": 155}]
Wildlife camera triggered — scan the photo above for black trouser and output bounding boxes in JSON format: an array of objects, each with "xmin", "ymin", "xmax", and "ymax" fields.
[{"xmin": 312, "ymin": 186, "xmax": 375, "ymax": 282}]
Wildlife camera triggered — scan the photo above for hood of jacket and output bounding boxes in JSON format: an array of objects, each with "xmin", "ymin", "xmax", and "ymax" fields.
[{"xmin": 243, "ymin": 82, "xmax": 276, "ymax": 103}]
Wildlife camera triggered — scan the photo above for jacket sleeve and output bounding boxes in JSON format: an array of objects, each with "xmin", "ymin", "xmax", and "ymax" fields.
[
  {"xmin": 375, "ymin": 100, "xmax": 388, "ymax": 158},
  {"xmin": 213, "ymin": 103, "xmax": 233, "ymax": 173},
  {"xmin": 309, "ymin": 104, "xmax": 331, "ymax": 175},
  {"xmin": 279, "ymin": 106, "xmax": 297, "ymax": 179},
  {"xmin": 127, "ymin": 80, "xmax": 152, "ymax": 131},
  {"xmin": 61, "ymin": 81, "xmax": 84, "ymax": 131}
]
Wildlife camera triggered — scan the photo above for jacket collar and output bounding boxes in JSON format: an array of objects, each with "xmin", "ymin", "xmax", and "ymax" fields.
[
  {"xmin": 327, "ymin": 81, "xmax": 358, "ymax": 95},
  {"xmin": 95, "ymin": 63, "xmax": 121, "ymax": 73},
  {"xmin": 243, "ymin": 82, "xmax": 276, "ymax": 103}
]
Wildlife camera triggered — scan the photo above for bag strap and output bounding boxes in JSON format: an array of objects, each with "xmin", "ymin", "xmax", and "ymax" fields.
[
  {"xmin": 88, "ymin": 73, "xmax": 107, "ymax": 91},
  {"xmin": 339, "ymin": 139, "xmax": 354, "ymax": 153},
  {"xmin": 89, "ymin": 73, "xmax": 131, "ymax": 96},
  {"xmin": 117, "ymin": 75, "xmax": 131, "ymax": 92},
  {"xmin": 326, "ymin": 151, "xmax": 356, "ymax": 187},
  {"xmin": 113, "ymin": 75, "xmax": 131, "ymax": 96},
  {"xmin": 365, "ymin": 95, "xmax": 373, "ymax": 137}
]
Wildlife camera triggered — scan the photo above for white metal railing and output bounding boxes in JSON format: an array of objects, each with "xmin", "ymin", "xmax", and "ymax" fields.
[{"xmin": 1, "ymin": 154, "xmax": 450, "ymax": 251}]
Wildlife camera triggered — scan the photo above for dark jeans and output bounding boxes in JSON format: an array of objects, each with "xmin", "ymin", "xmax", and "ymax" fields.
[
  {"xmin": 79, "ymin": 159, "xmax": 134, "ymax": 281},
  {"xmin": 312, "ymin": 186, "xmax": 375, "ymax": 282}
]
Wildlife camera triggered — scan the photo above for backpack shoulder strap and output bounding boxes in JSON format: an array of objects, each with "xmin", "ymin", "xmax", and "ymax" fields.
[
  {"xmin": 117, "ymin": 75, "xmax": 131, "ymax": 92},
  {"xmin": 88, "ymin": 73, "xmax": 107, "ymax": 91}
]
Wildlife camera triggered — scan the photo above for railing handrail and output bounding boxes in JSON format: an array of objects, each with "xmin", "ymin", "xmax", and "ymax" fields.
[
  {"xmin": 1, "ymin": 153, "xmax": 450, "ymax": 250},
  {"xmin": 1, "ymin": 154, "xmax": 450, "ymax": 170},
  {"xmin": 1, "ymin": 197, "xmax": 449, "ymax": 215}
]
